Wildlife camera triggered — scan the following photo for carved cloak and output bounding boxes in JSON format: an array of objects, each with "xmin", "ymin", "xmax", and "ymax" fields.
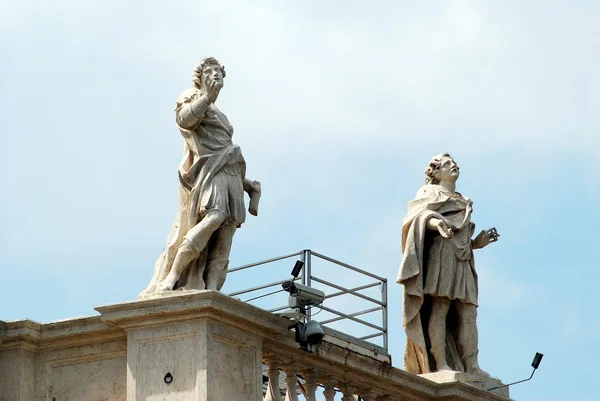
[
  {"xmin": 396, "ymin": 184, "xmax": 478, "ymax": 374},
  {"xmin": 140, "ymin": 89, "xmax": 246, "ymax": 296}
]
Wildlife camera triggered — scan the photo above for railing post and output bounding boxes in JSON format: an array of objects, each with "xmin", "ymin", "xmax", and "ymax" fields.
[
  {"xmin": 320, "ymin": 377, "xmax": 337, "ymax": 401},
  {"xmin": 300, "ymin": 249, "xmax": 312, "ymax": 286},
  {"xmin": 300, "ymin": 369, "xmax": 318, "ymax": 401},
  {"xmin": 282, "ymin": 365, "xmax": 299, "ymax": 401},
  {"xmin": 358, "ymin": 389, "xmax": 382, "ymax": 401},
  {"xmin": 305, "ymin": 249, "xmax": 312, "ymax": 287},
  {"xmin": 264, "ymin": 357, "xmax": 283, "ymax": 401},
  {"xmin": 300, "ymin": 250, "xmax": 307, "ymax": 286},
  {"xmin": 340, "ymin": 384, "xmax": 357, "ymax": 401},
  {"xmin": 382, "ymin": 279, "xmax": 388, "ymax": 351},
  {"xmin": 305, "ymin": 249, "xmax": 312, "ymax": 321}
]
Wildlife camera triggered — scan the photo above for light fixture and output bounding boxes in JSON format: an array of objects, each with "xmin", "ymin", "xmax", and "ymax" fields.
[
  {"xmin": 291, "ymin": 260, "xmax": 304, "ymax": 278},
  {"xmin": 282, "ymin": 260, "xmax": 326, "ymax": 351},
  {"xmin": 488, "ymin": 352, "xmax": 544, "ymax": 392}
]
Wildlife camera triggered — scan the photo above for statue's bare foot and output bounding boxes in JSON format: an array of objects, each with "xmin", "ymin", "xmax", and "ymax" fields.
[
  {"xmin": 468, "ymin": 366, "xmax": 491, "ymax": 378},
  {"xmin": 437, "ymin": 364, "xmax": 454, "ymax": 372},
  {"xmin": 156, "ymin": 279, "xmax": 175, "ymax": 292}
]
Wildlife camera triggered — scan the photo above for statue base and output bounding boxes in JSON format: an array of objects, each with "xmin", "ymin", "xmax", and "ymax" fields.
[
  {"xmin": 420, "ymin": 370, "xmax": 509, "ymax": 398},
  {"xmin": 137, "ymin": 288, "xmax": 204, "ymax": 300}
]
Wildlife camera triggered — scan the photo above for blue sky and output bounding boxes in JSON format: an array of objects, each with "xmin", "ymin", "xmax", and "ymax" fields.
[{"xmin": 1, "ymin": 1, "xmax": 599, "ymax": 400}]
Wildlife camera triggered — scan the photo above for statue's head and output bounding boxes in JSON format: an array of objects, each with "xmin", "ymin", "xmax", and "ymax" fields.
[
  {"xmin": 424, "ymin": 153, "xmax": 460, "ymax": 184},
  {"xmin": 192, "ymin": 57, "xmax": 226, "ymax": 90}
]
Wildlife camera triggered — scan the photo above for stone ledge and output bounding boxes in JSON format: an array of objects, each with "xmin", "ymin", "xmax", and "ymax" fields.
[
  {"xmin": 94, "ymin": 291, "xmax": 509, "ymax": 401},
  {"xmin": 422, "ymin": 371, "xmax": 509, "ymax": 399},
  {"xmin": 39, "ymin": 316, "xmax": 125, "ymax": 350},
  {"xmin": 95, "ymin": 290, "xmax": 291, "ymax": 337},
  {"xmin": 1, "ymin": 316, "xmax": 126, "ymax": 351},
  {"xmin": 1, "ymin": 319, "xmax": 42, "ymax": 351},
  {"xmin": 1, "ymin": 292, "xmax": 511, "ymax": 401}
]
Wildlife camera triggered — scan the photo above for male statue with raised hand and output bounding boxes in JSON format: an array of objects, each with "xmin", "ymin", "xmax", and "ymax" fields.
[
  {"xmin": 140, "ymin": 57, "xmax": 261, "ymax": 297},
  {"xmin": 397, "ymin": 153, "xmax": 499, "ymax": 376}
]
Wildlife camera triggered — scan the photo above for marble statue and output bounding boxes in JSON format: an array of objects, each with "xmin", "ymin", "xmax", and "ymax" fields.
[
  {"xmin": 140, "ymin": 57, "xmax": 261, "ymax": 297},
  {"xmin": 396, "ymin": 153, "xmax": 499, "ymax": 376}
]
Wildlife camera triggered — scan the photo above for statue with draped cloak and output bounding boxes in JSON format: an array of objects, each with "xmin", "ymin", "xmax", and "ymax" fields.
[
  {"xmin": 397, "ymin": 153, "xmax": 499, "ymax": 376},
  {"xmin": 139, "ymin": 57, "xmax": 261, "ymax": 298}
]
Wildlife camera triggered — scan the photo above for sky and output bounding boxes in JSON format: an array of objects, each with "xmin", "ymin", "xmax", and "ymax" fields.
[{"xmin": 1, "ymin": 1, "xmax": 599, "ymax": 400}]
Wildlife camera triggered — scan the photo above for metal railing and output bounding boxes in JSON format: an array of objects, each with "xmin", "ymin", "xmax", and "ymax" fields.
[{"xmin": 227, "ymin": 249, "xmax": 388, "ymax": 352}]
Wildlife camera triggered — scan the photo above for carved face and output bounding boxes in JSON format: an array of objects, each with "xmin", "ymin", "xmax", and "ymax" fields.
[
  {"xmin": 202, "ymin": 63, "xmax": 224, "ymax": 88},
  {"xmin": 434, "ymin": 156, "xmax": 460, "ymax": 183}
]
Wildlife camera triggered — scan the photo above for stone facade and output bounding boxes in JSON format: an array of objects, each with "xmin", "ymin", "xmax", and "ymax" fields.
[
  {"xmin": 1, "ymin": 291, "xmax": 508, "ymax": 400},
  {"xmin": 0, "ymin": 317, "xmax": 127, "ymax": 401}
]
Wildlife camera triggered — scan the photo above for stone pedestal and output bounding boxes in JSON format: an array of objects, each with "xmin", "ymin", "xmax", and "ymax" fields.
[
  {"xmin": 0, "ymin": 321, "xmax": 37, "ymax": 401},
  {"xmin": 95, "ymin": 290, "xmax": 289, "ymax": 401},
  {"xmin": 420, "ymin": 370, "xmax": 509, "ymax": 398}
]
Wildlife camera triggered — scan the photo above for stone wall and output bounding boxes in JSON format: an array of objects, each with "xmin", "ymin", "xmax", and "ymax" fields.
[{"xmin": 0, "ymin": 291, "xmax": 508, "ymax": 401}]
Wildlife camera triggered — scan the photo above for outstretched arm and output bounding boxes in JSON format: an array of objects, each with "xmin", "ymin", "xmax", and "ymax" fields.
[
  {"xmin": 472, "ymin": 227, "xmax": 500, "ymax": 249},
  {"xmin": 427, "ymin": 217, "xmax": 454, "ymax": 239}
]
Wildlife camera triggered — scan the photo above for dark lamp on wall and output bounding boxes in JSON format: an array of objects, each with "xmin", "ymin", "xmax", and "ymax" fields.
[
  {"xmin": 291, "ymin": 260, "xmax": 304, "ymax": 278},
  {"xmin": 488, "ymin": 352, "xmax": 544, "ymax": 392}
]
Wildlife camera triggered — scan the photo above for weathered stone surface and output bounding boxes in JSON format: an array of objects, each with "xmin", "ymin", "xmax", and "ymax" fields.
[
  {"xmin": 421, "ymin": 370, "xmax": 509, "ymax": 398},
  {"xmin": 0, "ymin": 317, "xmax": 127, "ymax": 401},
  {"xmin": 0, "ymin": 348, "xmax": 35, "ymax": 401},
  {"xmin": 397, "ymin": 153, "xmax": 500, "ymax": 377},
  {"xmin": 139, "ymin": 57, "xmax": 261, "ymax": 298},
  {"xmin": 1, "ymin": 291, "xmax": 509, "ymax": 401},
  {"xmin": 96, "ymin": 290, "xmax": 276, "ymax": 401},
  {"xmin": 48, "ymin": 355, "xmax": 126, "ymax": 400},
  {"xmin": 122, "ymin": 319, "xmax": 261, "ymax": 401}
]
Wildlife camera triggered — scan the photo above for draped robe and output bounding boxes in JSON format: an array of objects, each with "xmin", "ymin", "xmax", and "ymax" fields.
[
  {"xmin": 140, "ymin": 88, "xmax": 246, "ymax": 295},
  {"xmin": 396, "ymin": 184, "xmax": 478, "ymax": 373}
]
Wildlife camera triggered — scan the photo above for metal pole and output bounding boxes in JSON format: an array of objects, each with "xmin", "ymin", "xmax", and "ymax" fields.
[
  {"xmin": 488, "ymin": 368, "xmax": 537, "ymax": 391},
  {"xmin": 381, "ymin": 280, "xmax": 388, "ymax": 351},
  {"xmin": 306, "ymin": 249, "xmax": 312, "ymax": 287},
  {"xmin": 301, "ymin": 250, "xmax": 307, "ymax": 286},
  {"xmin": 306, "ymin": 249, "xmax": 312, "ymax": 321}
]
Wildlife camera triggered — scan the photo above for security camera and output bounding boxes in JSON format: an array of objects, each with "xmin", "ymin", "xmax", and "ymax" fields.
[
  {"xmin": 281, "ymin": 281, "xmax": 325, "ymax": 309},
  {"xmin": 301, "ymin": 320, "xmax": 325, "ymax": 345},
  {"xmin": 290, "ymin": 320, "xmax": 325, "ymax": 351}
]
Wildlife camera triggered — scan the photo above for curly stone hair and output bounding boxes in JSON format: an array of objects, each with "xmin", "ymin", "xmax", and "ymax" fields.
[
  {"xmin": 424, "ymin": 153, "xmax": 454, "ymax": 184},
  {"xmin": 192, "ymin": 57, "xmax": 226, "ymax": 90}
]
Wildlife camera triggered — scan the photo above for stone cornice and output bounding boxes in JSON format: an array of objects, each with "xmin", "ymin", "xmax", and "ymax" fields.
[
  {"xmin": 92, "ymin": 290, "xmax": 506, "ymax": 401},
  {"xmin": 1, "ymin": 319, "xmax": 41, "ymax": 351},
  {"xmin": 94, "ymin": 290, "xmax": 290, "ymax": 337},
  {"xmin": 1, "ymin": 291, "xmax": 508, "ymax": 401},
  {"xmin": 39, "ymin": 316, "xmax": 126, "ymax": 350},
  {"xmin": 0, "ymin": 316, "xmax": 126, "ymax": 352}
]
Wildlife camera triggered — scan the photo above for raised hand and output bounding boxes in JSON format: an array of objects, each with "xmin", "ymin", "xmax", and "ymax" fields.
[
  {"xmin": 203, "ymin": 75, "xmax": 223, "ymax": 104},
  {"xmin": 473, "ymin": 227, "xmax": 499, "ymax": 249}
]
